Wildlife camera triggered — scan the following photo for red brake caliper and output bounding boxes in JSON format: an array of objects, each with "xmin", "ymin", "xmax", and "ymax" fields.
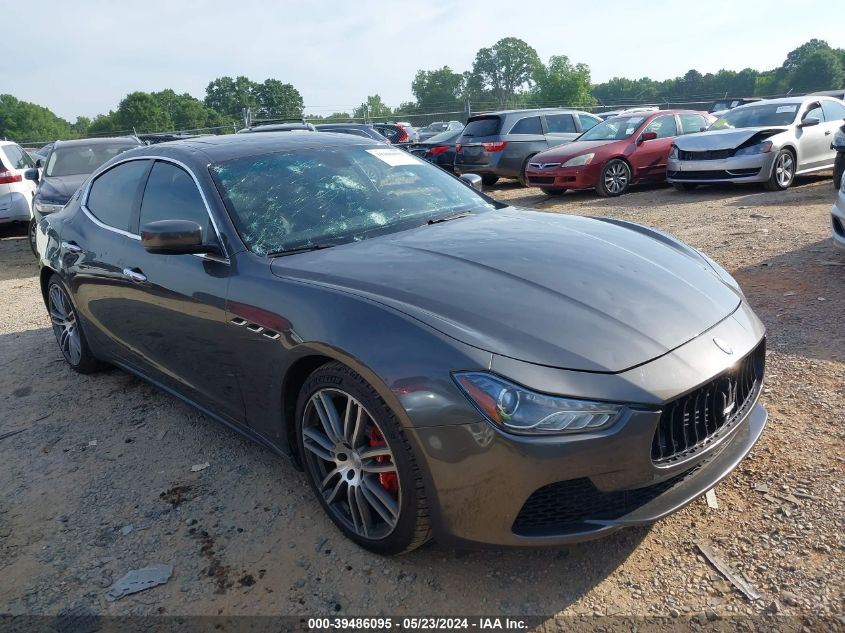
[{"xmin": 368, "ymin": 427, "xmax": 399, "ymax": 498}]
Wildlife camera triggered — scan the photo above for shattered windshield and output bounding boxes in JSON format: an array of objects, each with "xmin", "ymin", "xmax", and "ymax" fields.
[
  {"xmin": 210, "ymin": 146, "xmax": 495, "ymax": 255},
  {"xmin": 710, "ymin": 103, "xmax": 800, "ymax": 129}
]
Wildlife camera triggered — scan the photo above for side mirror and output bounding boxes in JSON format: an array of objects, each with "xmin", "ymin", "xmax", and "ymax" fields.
[
  {"xmin": 24, "ymin": 168, "xmax": 39, "ymax": 182},
  {"xmin": 141, "ymin": 220, "xmax": 212, "ymax": 255},
  {"xmin": 459, "ymin": 173, "xmax": 483, "ymax": 191},
  {"xmin": 638, "ymin": 131, "xmax": 658, "ymax": 143},
  {"xmin": 800, "ymin": 117, "xmax": 820, "ymax": 128}
]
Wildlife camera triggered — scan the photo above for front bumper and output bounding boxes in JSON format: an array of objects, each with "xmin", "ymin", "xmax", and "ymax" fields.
[
  {"xmin": 667, "ymin": 152, "xmax": 776, "ymax": 184},
  {"xmin": 525, "ymin": 163, "xmax": 601, "ymax": 190},
  {"xmin": 832, "ymin": 186, "xmax": 845, "ymax": 251},
  {"xmin": 408, "ymin": 304, "xmax": 767, "ymax": 548}
]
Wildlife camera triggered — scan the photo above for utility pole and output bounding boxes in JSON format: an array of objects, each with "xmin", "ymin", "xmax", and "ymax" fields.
[
  {"xmin": 242, "ymin": 107, "xmax": 252, "ymax": 129},
  {"xmin": 465, "ymin": 99, "xmax": 471, "ymax": 121}
]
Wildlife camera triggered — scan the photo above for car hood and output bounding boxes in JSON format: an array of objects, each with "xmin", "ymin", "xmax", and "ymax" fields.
[
  {"xmin": 270, "ymin": 210, "xmax": 742, "ymax": 373},
  {"xmin": 37, "ymin": 174, "xmax": 88, "ymax": 204},
  {"xmin": 533, "ymin": 139, "xmax": 623, "ymax": 163},
  {"xmin": 673, "ymin": 127, "xmax": 789, "ymax": 151}
]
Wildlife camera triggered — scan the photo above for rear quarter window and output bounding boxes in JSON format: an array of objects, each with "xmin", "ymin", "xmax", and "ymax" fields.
[
  {"xmin": 509, "ymin": 116, "xmax": 542, "ymax": 135},
  {"xmin": 86, "ymin": 160, "xmax": 150, "ymax": 232}
]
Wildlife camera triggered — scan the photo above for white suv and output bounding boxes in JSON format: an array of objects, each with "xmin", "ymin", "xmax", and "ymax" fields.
[{"xmin": 0, "ymin": 141, "xmax": 37, "ymax": 230}]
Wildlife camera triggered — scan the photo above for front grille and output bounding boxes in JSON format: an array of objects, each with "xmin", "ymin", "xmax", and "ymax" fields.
[
  {"xmin": 667, "ymin": 168, "xmax": 760, "ymax": 180},
  {"xmin": 651, "ymin": 340, "xmax": 765, "ymax": 464},
  {"xmin": 512, "ymin": 464, "xmax": 702, "ymax": 536},
  {"xmin": 679, "ymin": 149, "xmax": 734, "ymax": 161},
  {"xmin": 528, "ymin": 176, "xmax": 556, "ymax": 185}
]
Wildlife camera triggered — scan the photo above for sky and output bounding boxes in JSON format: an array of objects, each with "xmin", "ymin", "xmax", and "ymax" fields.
[{"xmin": 2, "ymin": 0, "xmax": 844, "ymax": 122}]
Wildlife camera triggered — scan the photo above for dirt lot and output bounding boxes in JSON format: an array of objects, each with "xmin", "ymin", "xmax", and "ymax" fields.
[{"xmin": 1, "ymin": 177, "xmax": 843, "ymax": 625}]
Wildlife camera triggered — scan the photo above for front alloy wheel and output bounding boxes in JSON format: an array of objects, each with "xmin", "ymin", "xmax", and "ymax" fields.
[
  {"xmin": 597, "ymin": 159, "xmax": 631, "ymax": 197},
  {"xmin": 766, "ymin": 149, "xmax": 795, "ymax": 191},
  {"xmin": 296, "ymin": 363, "xmax": 430, "ymax": 555}
]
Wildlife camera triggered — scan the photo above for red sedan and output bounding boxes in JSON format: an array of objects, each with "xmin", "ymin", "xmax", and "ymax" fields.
[{"xmin": 524, "ymin": 110, "xmax": 715, "ymax": 197}]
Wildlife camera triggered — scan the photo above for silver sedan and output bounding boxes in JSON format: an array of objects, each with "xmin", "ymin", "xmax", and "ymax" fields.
[{"xmin": 667, "ymin": 96, "xmax": 845, "ymax": 191}]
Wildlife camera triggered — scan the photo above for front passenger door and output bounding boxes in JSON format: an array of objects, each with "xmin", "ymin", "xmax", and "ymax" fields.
[
  {"xmin": 797, "ymin": 103, "xmax": 828, "ymax": 170},
  {"xmin": 113, "ymin": 160, "xmax": 244, "ymax": 423},
  {"xmin": 631, "ymin": 115, "xmax": 678, "ymax": 179}
]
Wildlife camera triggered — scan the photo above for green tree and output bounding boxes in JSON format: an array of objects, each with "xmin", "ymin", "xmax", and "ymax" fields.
[
  {"xmin": 790, "ymin": 47, "xmax": 845, "ymax": 92},
  {"xmin": 254, "ymin": 79, "xmax": 304, "ymax": 119},
  {"xmin": 411, "ymin": 66, "xmax": 464, "ymax": 112},
  {"xmin": 0, "ymin": 94, "xmax": 74, "ymax": 141},
  {"xmin": 205, "ymin": 76, "xmax": 258, "ymax": 120},
  {"xmin": 532, "ymin": 55, "xmax": 593, "ymax": 107},
  {"xmin": 783, "ymin": 39, "xmax": 832, "ymax": 73},
  {"xmin": 353, "ymin": 95, "xmax": 391, "ymax": 121},
  {"xmin": 469, "ymin": 38, "xmax": 541, "ymax": 109},
  {"xmin": 153, "ymin": 89, "xmax": 229, "ymax": 130},
  {"xmin": 112, "ymin": 92, "xmax": 173, "ymax": 133}
]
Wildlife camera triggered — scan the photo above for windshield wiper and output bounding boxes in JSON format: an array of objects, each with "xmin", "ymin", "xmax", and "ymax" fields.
[
  {"xmin": 267, "ymin": 244, "xmax": 334, "ymax": 257},
  {"xmin": 427, "ymin": 211, "xmax": 473, "ymax": 225}
]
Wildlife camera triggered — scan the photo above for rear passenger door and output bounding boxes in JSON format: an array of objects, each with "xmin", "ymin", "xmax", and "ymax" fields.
[{"xmin": 543, "ymin": 113, "xmax": 579, "ymax": 148}]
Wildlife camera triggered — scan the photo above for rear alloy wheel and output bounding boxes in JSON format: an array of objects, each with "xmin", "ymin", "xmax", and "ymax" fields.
[
  {"xmin": 597, "ymin": 159, "xmax": 631, "ymax": 197},
  {"xmin": 47, "ymin": 275, "xmax": 102, "ymax": 373},
  {"xmin": 765, "ymin": 149, "xmax": 795, "ymax": 191},
  {"xmin": 518, "ymin": 156, "xmax": 536, "ymax": 187},
  {"xmin": 28, "ymin": 219, "xmax": 37, "ymax": 256},
  {"xmin": 481, "ymin": 174, "xmax": 499, "ymax": 186},
  {"xmin": 296, "ymin": 362, "xmax": 430, "ymax": 555}
]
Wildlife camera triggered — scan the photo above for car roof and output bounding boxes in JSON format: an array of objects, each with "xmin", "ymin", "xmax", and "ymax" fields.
[
  {"xmin": 129, "ymin": 131, "xmax": 380, "ymax": 163},
  {"xmin": 314, "ymin": 123, "xmax": 372, "ymax": 128},
  {"xmin": 740, "ymin": 95, "xmax": 835, "ymax": 107},
  {"xmin": 54, "ymin": 136, "xmax": 140, "ymax": 148},
  {"xmin": 470, "ymin": 108, "xmax": 591, "ymax": 118}
]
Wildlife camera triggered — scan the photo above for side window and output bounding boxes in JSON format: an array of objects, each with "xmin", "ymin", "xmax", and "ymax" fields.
[
  {"xmin": 139, "ymin": 161, "xmax": 211, "ymax": 240},
  {"xmin": 2, "ymin": 144, "xmax": 33, "ymax": 169},
  {"xmin": 578, "ymin": 114, "xmax": 599, "ymax": 132},
  {"xmin": 679, "ymin": 114, "xmax": 707, "ymax": 135},
  {"xmin": 86, "ymin": 160, "xmax": 150, "ymax": 232},
  {"xmin": 821, "ymin": 100, "xmax": 845, "ymax": 121},
  {"xmin": 545, "ymin": 114, "xmax": 576, "ymax": 133},
  {"xmin": 510, "ymin": 116, "xmax": 542, "ymax": 135},
  {"xmin": 804, "ymin": 104, "xmax": 825, "ymax": 122},
  {"xmin": 644, "ymin": 115, "xmax": 678, "ymax": 139}
]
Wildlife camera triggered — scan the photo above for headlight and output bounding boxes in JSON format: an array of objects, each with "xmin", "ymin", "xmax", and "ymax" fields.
[
  {"xmin": 734, "ymin": 140, "xmax": 773, "ymax": 156},
  {"xmin": 562, "ymin": 153, "xmax": 595, "ymax": 167},
  {"xmin": 453, "ymin": 372, "xmax": 623, "ymax": 435},
  {"xmin": 669, "ymin": 145, "xmax": 679, "ymax": 159},
  {"xmin": 34, "ymin": 199, "xmax": 64, "ymax": 214}
]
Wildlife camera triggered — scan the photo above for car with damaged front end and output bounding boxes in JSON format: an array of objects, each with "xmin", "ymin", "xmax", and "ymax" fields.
[
  {"xmin": 668, "ymin": 96, "xmax": 845, "ymax": 191},
  {"xmin": 36, "ymin": 132, "xmax": 767, "ymax": 554}
]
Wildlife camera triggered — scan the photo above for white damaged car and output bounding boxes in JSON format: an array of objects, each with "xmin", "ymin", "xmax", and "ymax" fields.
[{"xmin": 667, "ymin": 96, "xmax": 845, "ymax": 191}]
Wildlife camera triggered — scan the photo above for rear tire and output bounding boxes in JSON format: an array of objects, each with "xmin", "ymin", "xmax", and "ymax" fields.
[
  {"xmin": 481, "ymin": 174, "xmax": 499, "ymax": 186},
  {"xmin": 295, "ymin": 362, "xmax": 431, "ymax": 555},
  {"xmin": 596, "ymin": 159, "xmax": 631, "ymax": 197},
  {"xmin": 833, "ymin": 153, "xmax": 844, "ymax": 190},
  {"xmin": 673, "ymin": 183, "xmax": 698, "ymax": 192},
  {"xmin": 545, "ymin": 188, "xmax": 567, "ymax": 196},
  {"xmin": 765, "ymin": 149, "xmax": 795, "ymax": 191},
  {"xmin": 518, "ymin": 156, "xmax": 537, "ymax": 187},
  {"xmin": 47, "ymin": 275, "xmax": 103, "ymax": 374}
]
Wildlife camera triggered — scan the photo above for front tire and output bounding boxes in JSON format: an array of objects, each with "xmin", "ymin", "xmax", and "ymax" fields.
[
  {"xmin": 28, "ymin": 219, "xmax": 37, "ymax": 256},
  {"xmin": 833, "ymin": 153, "xmax": 844, "ymax": 190},
  {"xmin": 765, "ymin": 149, "xmax": 795, "ymax": 191},
  {"xmin": 596, "ymin": 159, "xmax": 631, "ymax": 197},
  {"xmin": 295, "ymin": 362, "xmax": 431, "ymax": 555},
  {"xmin": 47, "ymin": 275, "xmax": 103, "ymax": 373}
]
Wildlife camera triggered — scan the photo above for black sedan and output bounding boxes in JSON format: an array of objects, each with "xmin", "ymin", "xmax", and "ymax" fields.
[
  {"xmin": 405, "ymin": 129, "xmax": 462, "ymax": 172},
  {"xmin": 37, "ymin": 133, "xmax": 767, "ymax": 554}
]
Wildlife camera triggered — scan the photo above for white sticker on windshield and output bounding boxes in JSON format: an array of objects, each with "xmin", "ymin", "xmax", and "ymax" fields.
[
  {"xmin": 776, "ymin": 105, "xmax": 798, "ymax": 113},
  {"xmin": 366, "ymin": 148, "xmax": 423, "ymax": 166}
]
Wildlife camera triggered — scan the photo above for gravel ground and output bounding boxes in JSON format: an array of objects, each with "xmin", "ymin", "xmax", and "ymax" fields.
[{"xmin": 0, "ymin": 176, "xmax": 843, "ymax": 626}]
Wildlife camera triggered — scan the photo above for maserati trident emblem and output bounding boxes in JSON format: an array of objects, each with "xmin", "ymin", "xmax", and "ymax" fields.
[{"xmin": 713, "ymin": 337, "xmax": 733, "ymax": 355}]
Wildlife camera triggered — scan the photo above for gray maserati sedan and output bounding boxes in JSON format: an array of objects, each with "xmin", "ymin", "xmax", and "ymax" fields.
[{"xmin": 36, "ymin": 132, "xmax": 767, "ymax": 554}]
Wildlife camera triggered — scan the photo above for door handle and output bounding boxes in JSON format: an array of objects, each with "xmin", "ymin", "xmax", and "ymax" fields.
[
  {"xmin": 825, "ymin": 130, "xmax": 832, "ymax": 135},
  {"xmin": 122, "ymin": 267, "xmax": 147, "ymax": 283},
  {"xmin": 61, "ymin": 241, "xmax": 82, "ymax": 253}
]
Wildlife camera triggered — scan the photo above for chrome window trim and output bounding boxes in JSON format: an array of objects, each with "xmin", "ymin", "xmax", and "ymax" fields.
[{"xmin": 81, "ymin": 154, "xmax": 230, "ymax": 260}]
